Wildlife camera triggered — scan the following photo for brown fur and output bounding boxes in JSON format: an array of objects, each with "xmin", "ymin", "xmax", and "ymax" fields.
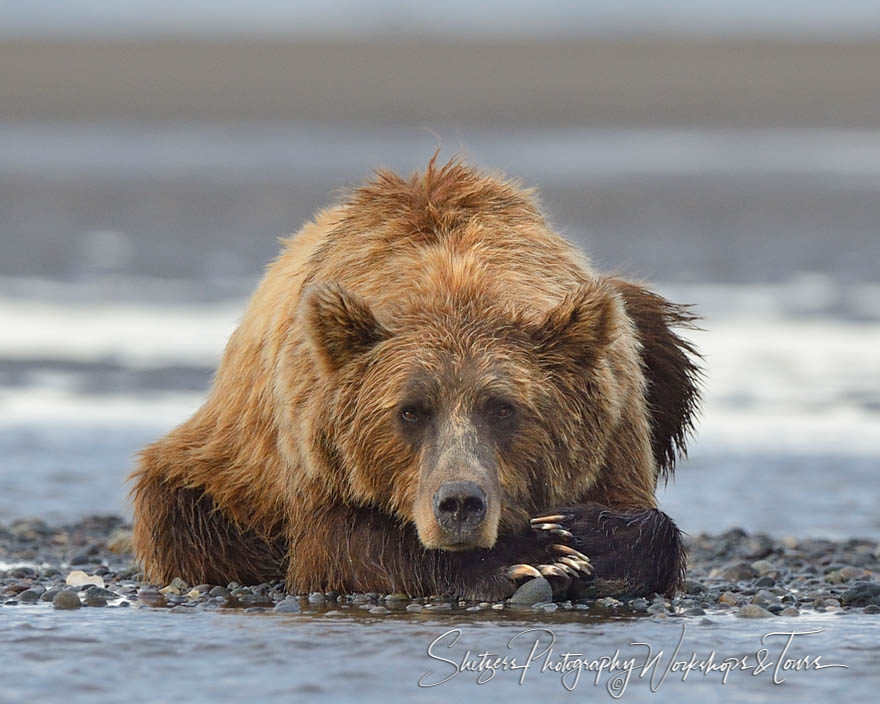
[{"xmin": 130, "ymin": 158, "xmax": 700, "ymax": 597}]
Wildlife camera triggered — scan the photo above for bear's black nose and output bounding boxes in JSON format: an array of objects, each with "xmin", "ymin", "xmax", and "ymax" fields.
[{"xmin": 433, "ymin": 480, "xmax": 487, "ymax": 535}]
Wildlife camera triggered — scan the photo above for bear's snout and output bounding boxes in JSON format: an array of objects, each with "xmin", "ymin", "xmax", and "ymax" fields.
[{"xmin": 432, "ymin": 480, "xmax": 487, "ymax": 537}]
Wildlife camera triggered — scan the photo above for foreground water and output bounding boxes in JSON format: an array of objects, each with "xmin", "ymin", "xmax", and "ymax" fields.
[{"xmin": 3, "ymin": 598, "xmax": 878, "ymax": 703}]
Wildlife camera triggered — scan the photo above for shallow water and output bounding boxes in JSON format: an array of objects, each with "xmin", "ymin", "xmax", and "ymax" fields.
[{"xmin": 2, "ymin": 602, "xmax": 878, "ymax": 703}]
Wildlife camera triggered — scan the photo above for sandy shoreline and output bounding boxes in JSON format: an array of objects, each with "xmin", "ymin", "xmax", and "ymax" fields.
[{"xmin": 4, "ymin": 37, "xmax": 880, "ymax": 127}]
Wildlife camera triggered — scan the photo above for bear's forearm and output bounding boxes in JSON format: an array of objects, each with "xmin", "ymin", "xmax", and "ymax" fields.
[
  {"xmin": 285, "ymin": 505, "xmax": 519, "ymax": 598},
  {"xmin": 286, "ymin": 502, "xmax": 683, "ymax": 600}
]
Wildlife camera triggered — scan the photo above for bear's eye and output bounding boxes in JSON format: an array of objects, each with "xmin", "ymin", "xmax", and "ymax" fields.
[
  {"xmin": 399, "ymin": 405, "xmax": 428, "ymax": 424},
  {"xmin": 486, "ymin": 399, "xmax": 516, "ymax": 422}
]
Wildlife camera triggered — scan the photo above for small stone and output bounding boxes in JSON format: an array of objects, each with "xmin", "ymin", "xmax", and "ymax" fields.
[
  {"xmin": 17, "ymin": 590, "xmax": 41, "ymax": 603},
  {"xmin": 385, "ymin": 593, "xmax": 409, "ymax": 602},
  {"xmin": 85, "ymin": 595, "xmax": 107, "ymax": 607},
  {"xmin": 541, "ymin": 603, "xmax": 558, "ymax": 613},
  {"xmin": 754, "ymin": 576, "xmax": 776, "ymax": 588},
  {"xmin": 208, "ymin": 586, "xmax": 229, "ymax": 598},
  {"xmin": 40, "ymin": 588, "xmax": 61, "ymax": 602},
  {"xmin": 65, "ymin": 570, "xmax": 105, "ymax": 589},
  {"xmin": 683, "ymin": 607, "xmax": 706, "ymax": 616},
  {"xmin": 308, "ymin": 592, "xmax": 326, "ymax": 605},
  {"xmin": 711, "ymin": 561, "xmax": 758, "ymax": 581},
  {"xmin": 751, "ymin": 589, "xmax": 781, "ymax": 607},
  {"xmin": 597, "ymin": 597, "xmax": 622, "ymax": 608},
  {"xmin": 718, "ymin": 591, "xmax": 740, "ymax": 606},
  {"xmin": 509, "ymin": 577, "xmax": 553, "ymax": 606},
  {"xmin": 647, "ymin": 604, "xmax": 668, "ymax": 615},
  {"xmin": 780, "ymin": 607, "xmax": 800, "ymax": 617},
  {"xmin": 862, "ymin": 604, "xmax": 880, "ymax": 614},
  {"xmin": 751, "ymin": 560, "xmax": 778, "ymax": 577},
  {"xmin": 840, "ymin": 566, "xmax": 867, "ymax": 581},
  {"xmin": 186, "ymin": 589, "xmax": 202, "ymax": 599},
  {"xmin": 273, "ymin": 600, "xmax": 302, "ymax": 613},
  {"xmin": 630, "ymin": 598, "xmax": 649, "ymax": 612},
  {"xmin": 53, "ymin": 590, "xmax": 82, "ymax": 610},
  {"xmin": 159, "ymin": 585, "xmax": 181, "ymax": 596},
  {"xmin": 85, "ymin": 586, "xmax": 117, "ymax": 599},
  {"xmin": 405, "ymin": 603, "xmax": 424, "ymax": 613},
  {"xmin": 841, "ymin": 582, "xmax": 880, "ymax": 607},
  {"xmin": 736, "ymin": 604, "xmax": 773, "ymax": 618},
  {"xmin": 426, "ymin": 602, "xmax": 452, "ymax": 611},
  {"xmin": 685, "ymin": 579, "xmax": 706, "ymax": 595},
  {"xmin": 168, "ymin": 577, "xmax": 189, "ymax": 592},
  {"xmin": 369, "ymin": 606, "xmax": 389, "ymax": 615}
]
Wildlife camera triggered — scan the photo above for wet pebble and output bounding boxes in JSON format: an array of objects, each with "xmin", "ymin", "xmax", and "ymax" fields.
[
  {"xmin": 629, "ymin": 598, "xmax": 649, "ymax": 612},
  {"xmin": 712, "ymin": 561, "xmax": 758, "ymax": 581},
  {"xmin": 40, "ymin": 588, "xmax": 60, "ymax": 602},
  {"xmin": 273, "ymin": 600, "xmax": 302, "ymax": 614},
  {"xmin": 736, "ymin": 604, "xmax": 773, "ymax": 618},
  {"xmin": 53, "ymin": 590, "xmax": 82, "ymax": 610},
  {"xmin": 841, "ymin": 582, "xmax": 880, "ymax": 607},
  {"xmin": 718, "ymin": 591, "xmax": 740, "ymax": 606},
  {"xmin": 509, "ymin": 577, "xmax": 552, "ymax": 606},
  {"xmin": 751, "ymin": 589, "xmax": 781, "ymax": 607}
]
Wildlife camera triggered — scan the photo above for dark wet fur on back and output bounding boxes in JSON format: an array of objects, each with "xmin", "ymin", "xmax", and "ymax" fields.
[{"xmin": 608, "ymin": 278, "xmax": 703, "ymax": 482}]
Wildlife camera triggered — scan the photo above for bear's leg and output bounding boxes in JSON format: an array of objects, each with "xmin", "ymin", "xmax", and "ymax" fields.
[
  {"xmin": 506, "ymin": 503, "xmax": 685, "ymax": 599},
  {"xmin": 286, "ymin": 502, "xmax": 680, "ymax": 602},
  {"xmin": 131, "ymin": 471, "xmax": 287, "ymax": 586},
  {"xmin": 286, "ymin": 504, "xmax": 547, "ymax": 601}
]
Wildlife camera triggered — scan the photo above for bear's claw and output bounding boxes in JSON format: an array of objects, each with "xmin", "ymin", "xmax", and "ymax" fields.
[
  {"xmin": 530, "ymin": 514, "xmax": 568, "ymax": 525},
  {"xmin": 530, "ymin": 516, "xmax": 576, "ymax": 543},
  {"xmin": 549, "ymin": 543, "xmax": 591, "ymax": 564},
  {"xmin": 507, "ymin": 564, "xmax": 543, "ymax": 581},
  {"xmin": 506, "ymin": 511, "xmax": 595, "ymax": 598}
]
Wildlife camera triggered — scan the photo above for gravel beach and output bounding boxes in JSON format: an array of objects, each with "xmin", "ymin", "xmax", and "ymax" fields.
[{"xmin": 2, "ymin": 515, "xmax": 878, "ymax": 618}]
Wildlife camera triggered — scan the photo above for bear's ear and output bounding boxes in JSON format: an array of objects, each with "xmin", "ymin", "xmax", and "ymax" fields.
[
  {"xmin": 301, "ymin": 283, "xmax": 390, "ymax": 372},
  {"xmin": 530, "ymin": 280, "xmax": 621, "ymax": 368}
]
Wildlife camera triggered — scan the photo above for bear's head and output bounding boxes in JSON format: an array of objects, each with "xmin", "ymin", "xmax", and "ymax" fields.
[{"xmin": 300, "ymin": 276, "xmax": 637, "ymax": 552}]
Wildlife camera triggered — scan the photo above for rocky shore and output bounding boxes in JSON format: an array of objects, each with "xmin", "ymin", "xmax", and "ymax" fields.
[{"xmin": 2, "ymin": 516, "xmax": 879, "ymax": 618}]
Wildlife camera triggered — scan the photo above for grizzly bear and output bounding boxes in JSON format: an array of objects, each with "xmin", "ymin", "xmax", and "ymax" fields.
[{"xmin": 130, "ymin": 158, "xmax": 700, "ymax": 601}]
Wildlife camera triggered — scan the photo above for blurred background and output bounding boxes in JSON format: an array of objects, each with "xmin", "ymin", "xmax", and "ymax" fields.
[{"xmin": 1, "ymin": 1, "xmax": 878, "ymax": 538}]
